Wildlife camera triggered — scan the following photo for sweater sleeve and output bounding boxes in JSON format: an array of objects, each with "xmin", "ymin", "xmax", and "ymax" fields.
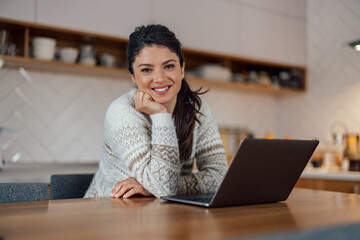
[
  {"xmin": 106, "ymin": 103, "xmax": 181, "ymax": 198},
  {"xmin": 177, "ymin": 101, "xmax": 228, "ymax": 195}
]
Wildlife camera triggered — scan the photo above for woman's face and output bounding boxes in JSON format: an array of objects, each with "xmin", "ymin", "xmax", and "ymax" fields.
[{"xmin": 131, "ymin": 45, "xmax": 185, "ymax": 112}]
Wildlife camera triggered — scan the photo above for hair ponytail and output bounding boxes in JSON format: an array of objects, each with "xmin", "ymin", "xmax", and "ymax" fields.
[{"xmin": 173, "ymin": 79, "xmax": 206, "ymax": 162}]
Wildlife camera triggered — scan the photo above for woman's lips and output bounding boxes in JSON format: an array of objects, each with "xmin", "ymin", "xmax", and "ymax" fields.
[{"xmin": 152, "ymin": 85, "xmax": 171, "ymax": 95}]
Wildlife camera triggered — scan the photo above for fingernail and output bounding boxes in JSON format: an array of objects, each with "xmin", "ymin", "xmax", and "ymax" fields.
[
  {"xmin": 115, "ymin": 194, "xmax": 119, "ymax": 198},
  {"xmin": 111, "ymin": 193, "xmax": 114, "ymax": 197},
  {"xmin": 123, "ymin": 194, "xmax": 127, "ymax": 198}
]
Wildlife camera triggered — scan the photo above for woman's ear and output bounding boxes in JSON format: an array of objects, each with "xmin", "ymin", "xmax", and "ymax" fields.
[{"xmin": 131, "ymin": 74, "xmax": 137, "ymax": 86}]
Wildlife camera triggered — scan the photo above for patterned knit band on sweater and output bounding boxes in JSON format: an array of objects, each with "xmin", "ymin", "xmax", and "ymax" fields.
[{"xmin": 84, "ymin": 88, "xmax": 228, "ymax": 198}]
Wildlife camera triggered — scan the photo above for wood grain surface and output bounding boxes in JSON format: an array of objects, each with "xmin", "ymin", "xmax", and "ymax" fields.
[{"xmin": 1, "ymin": 188, "xmax": 360, "ymax": 240}]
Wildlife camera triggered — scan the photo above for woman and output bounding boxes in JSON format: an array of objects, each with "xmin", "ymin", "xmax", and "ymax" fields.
[{"xmin": 85, "ymin": 24, "xmax": 228, "ymax": 198}]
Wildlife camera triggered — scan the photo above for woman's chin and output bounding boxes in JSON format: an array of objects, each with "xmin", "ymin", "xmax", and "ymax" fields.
[{"xmin": 153, "ymin": 96, "xmax": 176, "ymax": 107}]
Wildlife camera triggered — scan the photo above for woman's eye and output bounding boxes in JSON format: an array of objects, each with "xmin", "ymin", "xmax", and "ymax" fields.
[
  {"xmin": 165, "ymin": 64, "xmax": 175, "ymax": 69},
  {"xmin": 141, "ymin": 68, "xmax": 152, "ymax": 73}
]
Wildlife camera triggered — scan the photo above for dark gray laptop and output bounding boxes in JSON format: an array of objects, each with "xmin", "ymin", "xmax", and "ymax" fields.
[{"xmin": 160, "ymin": 138, "xmax": 319, "ymax": 207}]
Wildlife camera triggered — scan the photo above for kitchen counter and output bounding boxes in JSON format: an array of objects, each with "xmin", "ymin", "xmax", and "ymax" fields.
[
  {"xmin": 0, "ymin": 163, "xmax": 98, "ymax": 183},
  {"xmin": 301, "ymin": 168, "xmax": 360, "ymax": 182},
  {"xmin": 2, "ymin": 163, "xmax": 359, "ymax": 185},
  {"xmin": 298, "ymin": 167, "xmax": 360, "ymax": 194}
]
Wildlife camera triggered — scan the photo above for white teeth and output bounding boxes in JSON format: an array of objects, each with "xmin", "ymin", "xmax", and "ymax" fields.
[{"xmin": 154, "ymin": 86, "xmax": 169, "ymax": 92}]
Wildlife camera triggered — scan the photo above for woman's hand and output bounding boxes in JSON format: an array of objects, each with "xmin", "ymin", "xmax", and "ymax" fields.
[
  {"xmin": 134, "ymin": 91, "xmax": 167, "ymax": 115},
  {"xmin": 111, "ymin": 177, "xmax": 153, "ymax": 198}
]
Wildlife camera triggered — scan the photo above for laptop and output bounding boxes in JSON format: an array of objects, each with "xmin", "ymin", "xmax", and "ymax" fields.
[{"xmin": 160, "ymin": 138, "xmax": 319, "ymax": 207}]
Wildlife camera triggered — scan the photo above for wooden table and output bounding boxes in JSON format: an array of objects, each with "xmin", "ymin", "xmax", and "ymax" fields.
[{"xmin": 1, "ymin": 188, "xmax": 360, "ymax": 240}]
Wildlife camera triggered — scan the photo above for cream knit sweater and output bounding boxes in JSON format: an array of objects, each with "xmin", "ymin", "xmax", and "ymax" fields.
[{"xmin": 84, "ymin": 89, "xmax": 228, "ymax": 198}]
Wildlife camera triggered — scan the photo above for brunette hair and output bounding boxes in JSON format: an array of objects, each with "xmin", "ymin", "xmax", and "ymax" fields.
[{"xmin": 127, "ymin": 24, "xmax": 206, "ymax": 162}]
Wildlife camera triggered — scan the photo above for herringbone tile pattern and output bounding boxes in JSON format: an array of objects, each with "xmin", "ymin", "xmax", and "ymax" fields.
[
  {"xmin": 276, "ymin": 0, "xmax": 360, "ymax": 142},
  {"xmin": 0, "ymin": 68, "xmax": 132, "ymax": 163}
]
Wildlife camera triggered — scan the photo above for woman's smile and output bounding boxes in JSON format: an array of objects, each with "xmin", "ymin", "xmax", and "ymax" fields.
[{"xmin": 152, "ymin": 85, "xmax": 172, "ymax": 95}]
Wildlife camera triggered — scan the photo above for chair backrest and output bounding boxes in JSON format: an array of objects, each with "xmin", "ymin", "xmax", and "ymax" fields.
[
  {"xmin": 0, "ymin": 183, "xmax": 49, "ymax": 203},
  {"xmin": 50, "ymin": 173, "xmax": 94, "ymax": 200}
]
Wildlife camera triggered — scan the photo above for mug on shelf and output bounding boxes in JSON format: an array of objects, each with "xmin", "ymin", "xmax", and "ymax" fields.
[{"xmin": 32, "ymin": 37, "xmax": 56, "ymax": 60}]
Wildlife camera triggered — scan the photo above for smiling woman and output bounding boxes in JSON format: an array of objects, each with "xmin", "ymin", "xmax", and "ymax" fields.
[{"xmin": 84, "ymin": 24, "xmax": 228, "ymax": 199}]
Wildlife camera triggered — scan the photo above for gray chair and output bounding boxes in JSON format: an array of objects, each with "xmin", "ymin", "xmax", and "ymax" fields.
[
  {"xmin": 0, "ymin": 183, "xmax": 49, "ymax": 203},
  {"xmin": 50, "ymin": 173, "xmax": 94, "ymax": 200}
]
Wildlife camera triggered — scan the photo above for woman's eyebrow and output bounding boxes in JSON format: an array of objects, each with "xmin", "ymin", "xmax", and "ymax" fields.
[
  {"xmin": 138, "ymin": 59, "xmax": 176, "ymax": 68},
  {"xmin": 162, "ymin": 59, "xmax": 177, "ymax": 65},
  {"xmin": 137, "ymin": 63, "xmax": 153, "ymax": 68}
]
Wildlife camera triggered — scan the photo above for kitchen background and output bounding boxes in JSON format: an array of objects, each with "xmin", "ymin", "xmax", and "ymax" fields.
[{"xmin": 0, "ymin": 0, "xmax": 359, "ymax": 164}]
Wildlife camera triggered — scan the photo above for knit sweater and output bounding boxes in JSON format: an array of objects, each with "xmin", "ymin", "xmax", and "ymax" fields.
[{"xmin": 84, "ymin": 88, "xmax": 228, "ymax": 198}]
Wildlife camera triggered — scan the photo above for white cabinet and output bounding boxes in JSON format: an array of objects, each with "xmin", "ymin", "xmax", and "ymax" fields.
[
  {"xmin": 0, "ymin": 0, "xmax": 35, "ymax": 22},
  {"xmin": 152, "ymin": 0, "xmax": 306, "ymax": 66},
  {"xmin": 35, "ymin": 0, "xmax": 153, "ymax": 38}
]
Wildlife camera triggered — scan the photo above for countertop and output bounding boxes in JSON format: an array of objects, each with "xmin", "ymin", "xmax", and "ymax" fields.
[
  {"xmin": 301, "ymin": 167, "xmax": 360, "ymax": 182},
  {"xmin": 0, "ymin": 163, "xmax": 98, "ymax": 183},
  {"xmin": 1, "ymin": 163, "xmax": 360, "ymax": 184}
]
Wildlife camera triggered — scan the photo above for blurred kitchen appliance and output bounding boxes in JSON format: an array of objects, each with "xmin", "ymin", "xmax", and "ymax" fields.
[{"xmin": 219, "ymin": 127, "xmax": 253, "ymax": 163}]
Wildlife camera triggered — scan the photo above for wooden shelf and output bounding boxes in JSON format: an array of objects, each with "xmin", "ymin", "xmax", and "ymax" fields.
[
  {"xmin": 187, "ymin": 75, "xmax": 305, "ymax": 94},
  {"xmin": 1, "ymin": 55, "xmax": 130, "ymax": 79},
  {"xmin": 0, "ymin": 17, "xmax": 307, "ymax": 95}
]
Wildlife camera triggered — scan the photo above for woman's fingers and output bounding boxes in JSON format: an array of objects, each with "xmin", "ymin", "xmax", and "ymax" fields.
[
  {"xmin": 134, "ymin": 91, "xmax": 142, "ymax": 110},
  {"xmin": 111, "ymin": 177, "xmax": 137, "ymax": 198},
  {"xmin": 134, "ymin": 91, "xmax": 149, "ymax": 111},
  {"xmin": 123, "ymin": 186, "xmax": 152, "ymax": 198},
  {"xmin": 114, "ymin": 184, "xmax": 132, "ymax": 198},
  {"xmin": 111, "ymin": 180, "xmax": 125, "ymax": 197},
  {"xmin": 134, "ymin": 91, "xmax": 167, "ymax": 115},
  {"xmin": 143, "ymin": 92, "xmax": 153, "ymax": 102},
  {"xmin": 111, "ymin": 177, "xmax": 153, "ymax": 198},
  {"xmin": 111, "ymin": 181, "xmax": 121, "ymax": 195},
  {"xmin": 123, "ymin": 188, "xmax": 136, "ymax": 198}
]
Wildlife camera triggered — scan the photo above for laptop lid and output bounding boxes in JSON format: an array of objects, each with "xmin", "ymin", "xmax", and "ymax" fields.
[{"xmin": 161, "ymin": 138, "xmax": 319, "ymax": 208}]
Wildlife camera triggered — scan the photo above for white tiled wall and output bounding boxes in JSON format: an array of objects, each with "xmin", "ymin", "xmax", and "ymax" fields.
[
  {"xmin": 276, "ymin": 0, "xmax": 360, "ymax": 142},
  {"xmin": 0, "ymin": 69, "xmax": 133, "ymax": 163}
]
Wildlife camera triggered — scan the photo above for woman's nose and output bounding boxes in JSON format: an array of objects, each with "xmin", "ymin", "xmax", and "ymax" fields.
[{"xmin": 153, "ymin": 69, "xmax": 165, "ymax": 83}]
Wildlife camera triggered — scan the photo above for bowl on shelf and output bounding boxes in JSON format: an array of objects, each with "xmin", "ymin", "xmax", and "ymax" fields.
[
  {"xmin": 99, "ymin": 53, "xmax": 116, "ymax": 67},
  {"xmin": 59, "ymin": 47, "xmax": 78, "ymax": 63},
  {"xmin": 32, "ymin": 37, "xmax": 56, "ymax": 60}
]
